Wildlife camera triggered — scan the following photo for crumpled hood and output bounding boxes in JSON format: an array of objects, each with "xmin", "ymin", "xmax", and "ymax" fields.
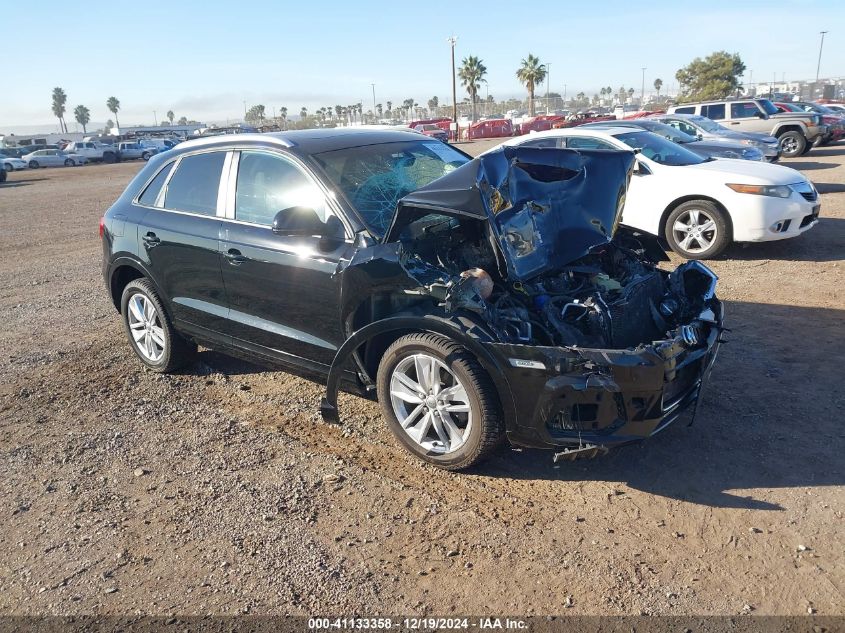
[{"xmin": 386, "ymin": 146, "xmax": 636, "ymax": 280}]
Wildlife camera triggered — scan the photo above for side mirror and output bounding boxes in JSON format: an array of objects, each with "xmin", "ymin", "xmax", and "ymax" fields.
[
  {"xmin": 756, "ymin": 111, "xmax": 766, "ymax": 119},
  {"xmin": 633, "ymin": 160, "xmax": 650, "ymax": 176},
  {"xmin": 697, "ymin": 133, "xmax": 703, "ymax": 140},
  {"xmin": 271, "ymin": 206, "xmax": 345, "ymax": 241}
]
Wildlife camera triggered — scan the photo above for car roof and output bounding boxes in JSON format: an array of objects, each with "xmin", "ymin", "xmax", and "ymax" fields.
[
  {"xmin": 508, "ymin": 126, "xmax": 637, "ymax": 140},
  {"xmin": 172, "ymin": 128, "xmax": 426, "ymax": 156}
]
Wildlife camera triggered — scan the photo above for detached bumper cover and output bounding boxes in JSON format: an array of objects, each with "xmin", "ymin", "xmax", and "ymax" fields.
[{"xmin": 489, "ymin": 302, "xmax": 724, "ymax": 450}]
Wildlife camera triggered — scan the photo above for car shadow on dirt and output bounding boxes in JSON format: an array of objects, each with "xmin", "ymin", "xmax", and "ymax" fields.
[
  {"xmin": 477, "ymin": 300, "xmax": 845, "ymax": 511},
  {"xmin": 721, "ymin": 216, "xmax": 842, "ymax": 262},
  {"xmin": 813, "ymin": 182, "xmax": 845, "ymax": 194},
  {"xmin": 782, "ymin": 161, "xmax": 838, "ymax": 171}
]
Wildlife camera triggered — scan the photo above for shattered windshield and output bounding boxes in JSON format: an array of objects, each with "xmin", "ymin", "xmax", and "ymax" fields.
[{"xmin": 313, "ymin": 140, "xmax": 470, "ymax": 236}]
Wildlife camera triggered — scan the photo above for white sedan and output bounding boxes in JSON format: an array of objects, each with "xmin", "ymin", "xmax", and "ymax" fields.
[
  {"xmin": 22, "ymin": 149, "xmax": 88, "ymax": 168},
  {"xmin": 499, "ymin": 127, "xmax": 820, "ymax": 258},
  {"xmin": 2, "ymin": 157, "xmax": 27, "ymax": 172}
]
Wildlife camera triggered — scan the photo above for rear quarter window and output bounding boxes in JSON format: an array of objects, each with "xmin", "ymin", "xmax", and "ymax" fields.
[
  {"xmin": 138, "ymin": 161, "xmax": 175, "ymax": 206},
  {"xmin": 673, "ymin": 106, "xmax": 695, "ymax": 115}
]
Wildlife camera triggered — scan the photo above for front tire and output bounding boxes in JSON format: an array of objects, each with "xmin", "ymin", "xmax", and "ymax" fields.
[
  {"xmin": 376, "ymin": 333, "xmax": 503, "ymax": 470},
  {"xmin": 29, "ymin": 160, "xmax": 39, "ymax": 168},
  {"xmin": 64, "ymin": 159, "xmax": 73, "ymax": 166},
  {"xmin": 142, "ymin": 151, "xmax": 151, "ymax": 160},
  {"xmin": 120, "ymin": 278, "xmax": 196, "ymax": 373},
  {"xmin": 104, "ymin": 152, "xmax": 117, "ymax": 164},
  {"xmin": 4, "ymin": 163, "xmax": 12, "ymax": 172},
  {"xmin": 778, "ymin": 130, "xmax": 806, "ymax": 158},
  {"xmin": 664, "ymin": 200, "xmax": 731, "ymax": 260}
]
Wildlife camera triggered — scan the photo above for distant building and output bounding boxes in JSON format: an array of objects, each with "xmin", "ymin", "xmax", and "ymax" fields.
[
  {"xmin": 0, "ymin": 131, "xmax": 87, "ymax": 147},
  {"xmin": 119, "ymin": 123, "xmax": 206, "ymax": 138}
]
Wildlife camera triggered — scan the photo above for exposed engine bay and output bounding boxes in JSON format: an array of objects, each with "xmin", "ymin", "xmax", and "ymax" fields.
[{"xmin": 399, "ymin": 213, "xmax": 713, "ymax": 350}]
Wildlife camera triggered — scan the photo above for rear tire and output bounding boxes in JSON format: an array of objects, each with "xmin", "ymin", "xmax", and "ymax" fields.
[
  {"xmin": 3, "ymin": 163, "xmax": 12, "ymax": 172},
  {"xmin": 777, "ymin": 130, "xmax": 806, "ymax": 158},
  {"xmin": 142, "ymin": 152, "xmax": 151, "ymax": 161},
  {"xmin": 120, "ymin": 278, "xmax": 196, "ymax": 373},
  {"xmin": 664, "ymin": 199, "xmax": 731, "ymax": 260},
  {"xmin": 376, "ymin": 333, "xmax": 503, "ymax": 470}
]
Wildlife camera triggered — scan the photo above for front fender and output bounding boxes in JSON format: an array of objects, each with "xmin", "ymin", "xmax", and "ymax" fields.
[{"xmin": 320, "ymin": 315, "xmax": 518, "ymax": 435}]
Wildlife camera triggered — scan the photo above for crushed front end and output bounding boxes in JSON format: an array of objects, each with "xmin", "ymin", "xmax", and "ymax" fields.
[{"xmin": 325, "ymin": 146, "xmax": 724, "ymax": 458}]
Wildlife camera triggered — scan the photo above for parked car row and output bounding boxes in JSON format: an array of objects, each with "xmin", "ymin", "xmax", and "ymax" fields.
[{"xmin": 0, "ymin": 137, "xmax": 177, "ymax": 171}]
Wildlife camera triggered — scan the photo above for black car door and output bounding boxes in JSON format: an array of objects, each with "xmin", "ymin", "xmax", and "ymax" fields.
[
  {"xmin": 219, "ymin": 149, "xmax": 351, "ymax": 368},
  {"xmin": 137, "ymin": 150, "xmax": 231, "ymax": 343}
]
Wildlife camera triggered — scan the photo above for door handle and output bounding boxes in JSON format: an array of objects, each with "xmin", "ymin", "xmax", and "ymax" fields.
[
  {"xmin": 142, "ymin": 232, "xmax": 161, "ymax": 247},
  {"xmin": 225, "ymin": 248, "xmax": 248, "ymax": 265},
  {"xmin": 730, "ymin": 122, "xmax": 740, "ymax": 125}
]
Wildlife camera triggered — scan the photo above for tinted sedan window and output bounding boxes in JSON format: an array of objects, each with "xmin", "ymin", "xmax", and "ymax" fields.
[{"xmin": 164, "ymin": 152, "xmax": 226, "ymax": 215}]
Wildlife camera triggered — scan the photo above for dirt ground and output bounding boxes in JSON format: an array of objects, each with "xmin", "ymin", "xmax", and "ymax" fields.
[{"xmin": 0, "ymin": 143, "xmax": 843, "ymax": 618}]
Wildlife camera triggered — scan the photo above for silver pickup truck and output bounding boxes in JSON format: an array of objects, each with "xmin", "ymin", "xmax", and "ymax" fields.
[
  {"xmin": 116, "ymin": 142, "xmax": 158, "ymax": 161},
  {"xmin": 668, "ymin": 98, "xmax": 825, "ymax": 158}
]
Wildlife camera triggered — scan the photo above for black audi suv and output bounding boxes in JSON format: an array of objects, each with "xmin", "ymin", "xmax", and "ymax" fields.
[{"xmin": 102, "ymin": 128, "xmax": 723, "ymax": 469}]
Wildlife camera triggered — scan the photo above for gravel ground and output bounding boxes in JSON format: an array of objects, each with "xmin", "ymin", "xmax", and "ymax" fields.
[{"xmin": 0, "ymin": 144, "xmax": 842, "ymax": 617}]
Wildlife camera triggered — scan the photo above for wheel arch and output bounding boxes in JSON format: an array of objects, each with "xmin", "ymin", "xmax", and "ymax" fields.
[
  {"xmin": 659, "ymin": 195, "xmax": 733, "ymax": 240},
  {"xmin": 108, "ymin": 258, "xmax": 162, "ymax": 312},
  {"xmin": 773, "ymin": 124, "xmax": 804, "ymax": 138},
  {"xmin": 321, "ymin": 316, "xmax": 518, "ymax": 434}
]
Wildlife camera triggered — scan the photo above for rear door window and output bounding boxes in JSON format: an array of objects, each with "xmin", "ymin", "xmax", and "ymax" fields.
[
  {"xmin": 673, "ymin": 106, "xmax": 695, "ymax": 115},
  {"xmin": 163, "ymin": 152, "xmax": 226, "ymax": 215},
  {"xmin": 565, "ymin": 136, "xmax": 616, "ymax": 150},
  {"xmin": 701, "ymin": 104, "xmax": 725, "ymax": 119}
]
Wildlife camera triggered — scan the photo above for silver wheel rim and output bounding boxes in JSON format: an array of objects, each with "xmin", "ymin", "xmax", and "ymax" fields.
[
  {"xmin": 672, "ymin": 208, "xmax": 717, "ymax": 254},
  {"xmin": 781, "ymin": 135, "xmax": 798, "ymax": 154},
  {"xmin": 389, "ymin": 353, "xmax": 473, "ymax": 455},
  {"xmin": 127, "ymin": 293, "xmax": 166, "ymax": 362}
]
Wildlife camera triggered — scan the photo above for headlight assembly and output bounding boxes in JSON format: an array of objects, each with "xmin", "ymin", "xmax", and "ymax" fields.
[{"xmin": 726, "ymin": 183, "xmax": 792, "ymax": 198}]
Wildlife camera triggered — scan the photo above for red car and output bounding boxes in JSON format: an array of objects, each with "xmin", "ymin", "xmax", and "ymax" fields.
[
  {"xmin": 775, "ymin": 102, "xmax": 845, "ymax": 146},
  {"xmin": 410, "ymin": 118, "xmax": 452, "ymax": 134},
  {"xmin": 463, "ymin": 118, "xmax": 514, "ymax": 140},
  {"xmin": 411, "ymin": 123, "xmax": 449, "ymax": 143},
  {"xmin": 518, "ymin": 114, "xmax": 567, "ymax": 134}
]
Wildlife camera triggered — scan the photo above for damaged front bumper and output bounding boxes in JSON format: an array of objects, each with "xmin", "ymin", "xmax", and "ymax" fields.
[{"xmin": 490, "ymin": 300, "xmax": 724, "ymax": 454}]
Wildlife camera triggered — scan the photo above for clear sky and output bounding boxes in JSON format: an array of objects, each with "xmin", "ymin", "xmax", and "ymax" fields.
[{"xmin": 2, "ymin": 0, "xmax": 844, "ymax": 132}]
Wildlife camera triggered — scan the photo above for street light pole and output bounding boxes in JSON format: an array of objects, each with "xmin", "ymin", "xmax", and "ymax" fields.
[
  {"xmin": 448, "ymin": 36, "xmax": 458, "ymax": 139},
  {"xmin": 153, "ymin": 110, "xmax": 157, "ymax": 126},
  {"xmin": 371, "ymin": 83, "xmax": 376, "ymax": 121},
  {"xmin": 546, "ymin": 63, "xmax": 551, "ymax": 113},
  {"xmin": 641, "ymin": 67, "xmax": 646, "ymax": 107},
  {"xmin": 816, "ymin": 30, "xmax": 828, "ymax": 84}
]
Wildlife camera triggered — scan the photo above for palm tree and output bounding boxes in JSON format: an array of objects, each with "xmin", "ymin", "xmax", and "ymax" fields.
[
  {"xmin": 653, "ymin": 78, "xmax": 663, "ymax": 101},
  {"xmin": 385, "ymin": 101, "xmax": 392, "ymax": 117},
  {"xmin": 376, "ymin": 103, "xmax": 383, "ymax": 118},
  {"xmin": 427, "ymin": 96, "xmax": 439, "ymax": 115},
  {"xmin": 166, "ymin": 110, "xmax": 174, "ymax": 125},
  {"xmin": 300, "ymin": 107, "xmax": 308, "ymax": 120},
  {"xmin": 335, "ymin": 105, "xmax": 343, "ymax": 119},
  {"xmin": 628, "ymin": 87, "xmax": 635, "ymax": 101},
  {"xmin": 600, "ymin": 87, "xmax": 607, "ymax": 101},
  {"xmin": 106, "ymin": 97, "xmax": 121, "ymax": 131},
  {"xmin": 73, "ymin": 105, "xmax": 90, "ymax": 133},
  {"xmin": 515, "ymin": 54, "xmax": 546, "ymax": 117},
  {"xmin": 52, "ymin": 87, "xmax": 68, "ymax": 133},
  {"xmin": 458, "ymin": 55, "xmax": 487, "ymax": 122}
]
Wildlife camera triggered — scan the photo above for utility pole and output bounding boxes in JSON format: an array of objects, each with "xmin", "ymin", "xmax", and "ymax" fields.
[
  {"xmin": 243, "ymin": 100, "xmax": 247, "ymax": 120},
  {"xmin": 153, "ymin": 110, "xmax": 157, "ymax": 126},
  {"xmin": 641, "ymin": 67, "xmax": 647, "ymax": 107},
  {"xmin": 816, "ymin": 31, "xmax": 828, "ymax": 84},
  {"xmin": 448, "ymin": 35, "xmax": 458, "ymax": 140}
]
